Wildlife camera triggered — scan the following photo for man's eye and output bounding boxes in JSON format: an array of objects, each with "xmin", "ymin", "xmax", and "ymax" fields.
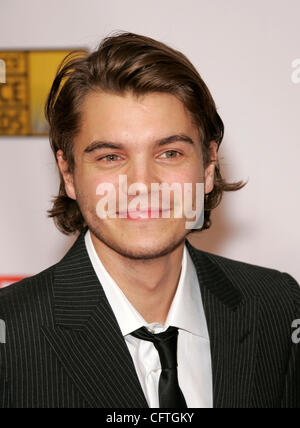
[
  {"xmin": 98, "ymin": 154, "xmax": 121, "ymax": 162},
  {"xmin": 97, "ymin": 151, "xmax": 182, "ymax": 163},
  {"xmin": 160, "ymin": 150, "xmax": 182, "ymax": 159}
]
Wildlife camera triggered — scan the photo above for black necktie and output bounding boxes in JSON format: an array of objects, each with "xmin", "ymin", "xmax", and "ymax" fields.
[{"xmin": 130, "ymin": 326, "xmax": 188, "ymax": 408}]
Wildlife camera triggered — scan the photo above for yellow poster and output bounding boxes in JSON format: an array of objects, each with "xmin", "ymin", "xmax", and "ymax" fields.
[{"xmin": 0, "ymin": 50, "xmax": 83, "ymax": 136}]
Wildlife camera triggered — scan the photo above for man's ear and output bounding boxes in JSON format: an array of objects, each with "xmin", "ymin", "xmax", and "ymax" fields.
[
  {"xmin": 56, "ymin": 150, "xmax": 77, "ymax": 200},
  {"xmin": 204, "ymin": 141, "xmax": 218, "ymax": 195}
]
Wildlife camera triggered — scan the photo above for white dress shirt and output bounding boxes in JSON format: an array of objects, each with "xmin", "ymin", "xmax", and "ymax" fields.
[{"xmin": 84, "ymin": 229, "xmax": 213, "ymax": 408}]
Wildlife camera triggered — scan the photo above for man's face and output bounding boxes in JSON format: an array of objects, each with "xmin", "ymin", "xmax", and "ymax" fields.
[{"xmin": 58, "ymin": 90, "xmax": 216, "ymax": 259}]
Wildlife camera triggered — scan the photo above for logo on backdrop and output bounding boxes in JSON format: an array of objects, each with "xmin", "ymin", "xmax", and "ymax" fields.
[
  {"xmin": 291, "ymin": 58, "xmax": 300, "ymax": 84},
  {"xmin": 0, "ymin": 49, "xmax": 86, "ymax": 136}
]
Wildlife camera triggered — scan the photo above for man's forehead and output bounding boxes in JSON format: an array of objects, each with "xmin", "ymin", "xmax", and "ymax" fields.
[
  {"xmin": 79, "ymin": 90, "xmax": 193, "ymax": 121},
  {"xmin": 76, "ymin": 91, "xmax": 200, "ymax": 150}
]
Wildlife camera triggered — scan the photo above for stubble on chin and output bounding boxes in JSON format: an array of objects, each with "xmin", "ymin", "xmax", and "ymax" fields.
[{"xmin": 87, "ymin": 218, "xmax": 187, "ymax": 261}]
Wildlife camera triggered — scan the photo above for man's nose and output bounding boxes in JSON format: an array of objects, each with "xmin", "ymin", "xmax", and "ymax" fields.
[{"xmin": 126, "ymin": 157, "xmax": 160, "ymax": 190}]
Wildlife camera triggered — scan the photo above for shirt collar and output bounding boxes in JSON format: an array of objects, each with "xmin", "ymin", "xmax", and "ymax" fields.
[{"xmin": 84, "ymin": 229, "xmax": 209, "ymax": 340}]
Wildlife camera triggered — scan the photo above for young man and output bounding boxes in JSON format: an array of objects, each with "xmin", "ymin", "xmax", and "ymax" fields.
[{"xmin": 0, "ymin": 32, "xmax": 299, "ymax": 408}]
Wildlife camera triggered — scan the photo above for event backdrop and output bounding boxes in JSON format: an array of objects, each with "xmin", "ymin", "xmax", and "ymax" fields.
[{"xmin": 0, "ymin": 0, "xmax": 299, "ymax": 287}]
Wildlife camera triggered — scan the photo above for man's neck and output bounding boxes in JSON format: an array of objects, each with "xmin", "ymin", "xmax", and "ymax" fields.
[{"xmin": 90, "ymin": 232, "xmax": 185, "ymax": 325}]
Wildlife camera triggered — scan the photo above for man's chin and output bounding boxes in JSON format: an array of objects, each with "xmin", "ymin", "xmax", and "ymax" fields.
[
  {"xmin": 109, "ymin": 239, "xmax": 184, "ymax": 260},
  {"xmin": 90, "ymin": 226, "xmax": 185, "ymax": 261}
]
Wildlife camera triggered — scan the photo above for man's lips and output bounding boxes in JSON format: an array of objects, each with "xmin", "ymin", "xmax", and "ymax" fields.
[{"xmin": 116, "ymin": 209, "xmax": 169, "ymax": 219}]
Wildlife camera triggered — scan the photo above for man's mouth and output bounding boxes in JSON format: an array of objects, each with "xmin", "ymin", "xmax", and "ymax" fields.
[{"xmin": 117, "ymin": 209, "xmax": 170, "ymax": 220}]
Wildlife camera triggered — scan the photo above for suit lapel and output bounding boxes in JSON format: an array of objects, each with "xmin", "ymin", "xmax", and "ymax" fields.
[
  {"xmin": 186, "ymin": 240, "xmax": 260, "ymax": 408},
  {"xmin": 41, "ymin": 226, "xmax": 149, "ymax": 408}
]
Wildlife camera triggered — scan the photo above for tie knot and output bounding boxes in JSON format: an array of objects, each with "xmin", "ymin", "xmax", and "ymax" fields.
[{"xmin": 130, "ymin": 326, "xmax": 179, "ymax": 369}]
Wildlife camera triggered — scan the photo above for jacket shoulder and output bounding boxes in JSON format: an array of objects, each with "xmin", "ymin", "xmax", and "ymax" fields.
[
  {"xmin": 0, "ymin": 263, "xmax": 57, "ymax": 319},
  {"xmin": 191, "ymin": 246, "xmax": 300, "ymax": 304}
]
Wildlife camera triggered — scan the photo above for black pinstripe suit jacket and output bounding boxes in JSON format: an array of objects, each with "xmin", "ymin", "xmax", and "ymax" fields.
[{"xmin": 0, "ymin": 226, "xmax": 300, "ymax": 408}]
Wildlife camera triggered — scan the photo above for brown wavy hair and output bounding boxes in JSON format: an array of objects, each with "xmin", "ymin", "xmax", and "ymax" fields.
[{"xmin": 45, "ymin": 31, "xmax": 247, "ymax": 236}]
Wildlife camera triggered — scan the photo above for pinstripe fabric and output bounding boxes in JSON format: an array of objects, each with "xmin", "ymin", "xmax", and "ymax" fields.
[{"xmin": 0, "ymin": 226, "xmax": 299, "ymax": 408}]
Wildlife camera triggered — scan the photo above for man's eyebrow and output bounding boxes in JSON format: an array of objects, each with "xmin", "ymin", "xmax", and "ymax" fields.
[{"xmin": 83, "ymin": 134, "xmax": 195, "ymax": 154}]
